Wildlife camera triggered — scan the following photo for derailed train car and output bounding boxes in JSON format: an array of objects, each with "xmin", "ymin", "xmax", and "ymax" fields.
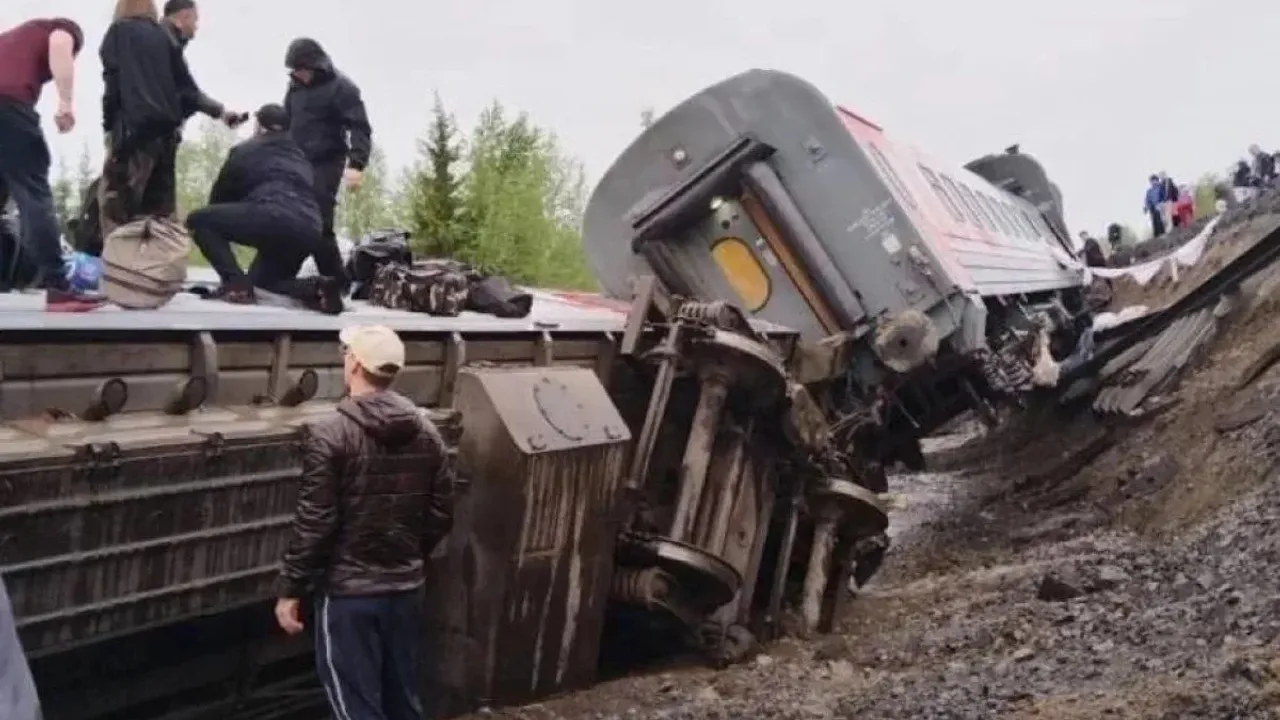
[
  {"xmin": 1, "ymin": 68, "xmax": 1090, "ymax": 720},
  {"xmin": 584, "ymin": 68, "xmax": 1090, "ymax": 475}
]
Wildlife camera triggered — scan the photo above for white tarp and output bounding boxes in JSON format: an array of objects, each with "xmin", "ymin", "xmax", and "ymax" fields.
[{"xmin": 1090, "ymin": 214, "xmax": 1223, "ymax": 286}]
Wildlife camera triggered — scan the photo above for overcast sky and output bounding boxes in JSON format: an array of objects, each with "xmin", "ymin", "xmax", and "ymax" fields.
[{"xmin": 2, "ymin": 0, "xmax": 1268, "ymax": 237}]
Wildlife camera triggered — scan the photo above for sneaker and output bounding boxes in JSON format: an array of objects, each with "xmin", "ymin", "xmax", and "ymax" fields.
[
  {"xmin": 208, "ymin": 283, "xmax": 256, "ymax": 305},
  {"xmin": 46, "ymin": 287, "xmax": 106, "ymax": 312}
]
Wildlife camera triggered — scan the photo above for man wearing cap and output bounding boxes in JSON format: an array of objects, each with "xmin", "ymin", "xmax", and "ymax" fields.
[
  {"xmin": 275, "ymin": 325, "xmax": 454, "ymax": 720},
  {"xmin": 186, "ymin": 103, "xmax": 343, "ymax": 313},
  {"xmin": 160, "ymin": 0, "xmax": 243, "ymax": 130}
]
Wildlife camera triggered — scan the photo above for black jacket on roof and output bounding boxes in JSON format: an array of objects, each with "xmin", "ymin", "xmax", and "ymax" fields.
[
  {"xmin": 100, "ymin": 17, "xmax": 190, "ymax": 138},
  {"xmin": 161, "ymin": 19, "xmax": 223, "ymax": 120},
  {"xmin": 209, "ymin": 131, "xmax": 322, "ymax": 232},
  {"xmin": 282, "ymin": 38, "xmax": 372, "ymax": 171}
]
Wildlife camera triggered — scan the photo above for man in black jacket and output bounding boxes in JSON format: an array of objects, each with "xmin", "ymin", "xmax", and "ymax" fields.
[
  {"xmin": 283, "ymin": 37, "xmax": 372, "ymax": 289},
  {"xmin": 160, "ymin": 0, "xmax": 243, "ymax": 130},
  {"xmin": 185, "ymin": 104, "xmax": 342, "ymax": 313},
  {"xmin": 98, "ymin": 4, "xmax": 189, "ymax": 238},
  {"xmin": 275, "ymin": 324, "xmax": 453, "ymax": 720}
]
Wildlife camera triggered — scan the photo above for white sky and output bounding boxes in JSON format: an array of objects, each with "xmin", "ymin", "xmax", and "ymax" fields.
[{"xmin": 2, "ymin": 0, "xmax": 1269, "ymax": 236}]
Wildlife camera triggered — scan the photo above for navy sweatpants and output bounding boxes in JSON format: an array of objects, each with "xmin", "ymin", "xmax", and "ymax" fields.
[{"xmin": 315, "ymin": 591, "xmax": 423, "ymax": 720}]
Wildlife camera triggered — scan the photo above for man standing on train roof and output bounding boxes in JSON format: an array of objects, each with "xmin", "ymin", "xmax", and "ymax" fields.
[
  {"xmin": 283, "ymin": 37, "xmax": 372, "ymax": 291},
  {"xmin": 275, "ymin": 324, "xmax": 453, "ymax": 720},
  {"xmin": 0, "ymin": 17, "xmax": 105, "ymax": 312},
  {"xmin": 159, "ymin": 0, "xmax": 244, "ymax": 130}
]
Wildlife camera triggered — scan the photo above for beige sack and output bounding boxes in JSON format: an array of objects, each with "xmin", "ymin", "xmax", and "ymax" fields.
[{"xmin": 101, "ymin": 217, "xmax": 190, "ymax": 309}]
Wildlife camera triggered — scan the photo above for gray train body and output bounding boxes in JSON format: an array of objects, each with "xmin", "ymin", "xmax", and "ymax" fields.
[{"xmin": 584, "ymin": 69, "xmax": 1090, "ymax": 465}]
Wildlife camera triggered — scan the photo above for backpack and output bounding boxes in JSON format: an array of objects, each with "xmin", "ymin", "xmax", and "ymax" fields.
[
  {"xmin": 100, "ymin": 217, "xmax": 191, "ymax": 309},
  {"xmin": 367, "ymin": 260, "xmax": 469, "ymax": 316},
  {"xmin": 346, "ymin": 229, "xmax": 413, "ymax": 300}
]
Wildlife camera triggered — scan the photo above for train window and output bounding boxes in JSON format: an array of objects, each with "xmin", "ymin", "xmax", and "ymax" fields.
[
  {"xmin": 864, "ymin": 143, "xmax": 919, "ymax": 210},
  {"xmin": 710, "ymin": 237, "xmax": 771, "ymax": 312},
  {"xmin": 916, "ymin": 164, "xmax": 965, "ymax": 223},
  {"xmin": 940, "ymin": 174, "xmax": 986, "ymax": 229},
  {"xmin": 955, "ymin": 182, "xmax": 999, "ymax": 233},
  {"xmin": 997, "ymin": 199, "xmax": 1029, "ymax": 241},
  {"xmin": 979, "ymin": 193, "xmax": 1016, "ymax": 237},
  {"xmin": 1003, "ymin": 202, "xmax": 1031, "ymax": 239},
  {"xmin": 1019, "ymin": 209, "xmax": 1048, "ymax": 240}
]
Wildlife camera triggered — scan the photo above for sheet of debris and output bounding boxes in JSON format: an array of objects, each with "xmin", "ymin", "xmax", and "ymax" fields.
[{"xmin": 459, "ymin": 209, "xmax": 1280, "ymax": 720}]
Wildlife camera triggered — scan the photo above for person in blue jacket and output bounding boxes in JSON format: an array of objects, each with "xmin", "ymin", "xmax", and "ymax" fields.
[
  {"xmin": 0, "ymin": 574, "xmax": 40, "ymax": 720},
  {"xmin": 1143, "ymin": 175, "xmax": 1166, "ymax": 238}
]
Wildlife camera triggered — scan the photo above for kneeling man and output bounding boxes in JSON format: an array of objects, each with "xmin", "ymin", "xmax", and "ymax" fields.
[{"xmin": 186, "ymin": 103, "xmax": 341, "ymax": 313}]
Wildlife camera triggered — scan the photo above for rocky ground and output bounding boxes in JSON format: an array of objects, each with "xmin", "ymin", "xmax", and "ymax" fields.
[{"xmin": 463, "ymin": 216, "xmax": 1280, "ymax": 719}]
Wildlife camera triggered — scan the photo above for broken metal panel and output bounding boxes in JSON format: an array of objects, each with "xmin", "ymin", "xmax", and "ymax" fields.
[
  {"xmin": 428, "ymin": 366, "xmax": 631, "ymax": 716},
  {"xmin": 1094, "ymin": 307, "xmax": 1218, "ymax": 416}
]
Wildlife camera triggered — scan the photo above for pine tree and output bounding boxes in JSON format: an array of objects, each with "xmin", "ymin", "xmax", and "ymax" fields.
[{"xmin": 408, "ymin": 93, "xmax": 462, "ymax": 257}]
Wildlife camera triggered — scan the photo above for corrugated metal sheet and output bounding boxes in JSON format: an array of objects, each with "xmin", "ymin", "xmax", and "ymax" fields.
[{"xmin": 1093, "ymin": 307, "xmax": 1218, "ymax": 416}]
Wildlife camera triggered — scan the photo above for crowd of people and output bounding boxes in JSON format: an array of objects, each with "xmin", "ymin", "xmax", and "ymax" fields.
[
  {"xmin": 0, "ymin": 5, "xmax": 452, "ymax": 720},
  {"xmin": 0, "ymin": 0, "xmax": 370, "ymax": 313}
]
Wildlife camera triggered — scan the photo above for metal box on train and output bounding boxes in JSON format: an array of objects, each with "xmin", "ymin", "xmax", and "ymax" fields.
[{"xmin": 425, "ymin": 365, "xmax": 631, "ymax": 716}]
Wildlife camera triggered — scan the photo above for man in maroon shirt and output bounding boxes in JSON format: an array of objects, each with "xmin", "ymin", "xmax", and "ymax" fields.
[{"xmin": 0, "ymin": 17, "xmax": 104, "ymax": 311}]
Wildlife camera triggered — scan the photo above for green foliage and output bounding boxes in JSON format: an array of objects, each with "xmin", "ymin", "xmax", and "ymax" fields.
[
  {"xmin": 175, "ymin": 119, "xmax": 238, "ymax": 219},
  {"xmin": 335, "ymin": 145, "xmax": 397, "ymax": 240},
  {"xmin": 405, "ymin": 94, "xmax": 463, "ymax": 257},
  {"xmin": 1193, "ymin": 173, "xmax": 1222, "ymax": 220},
  {"xmin": 403, "ymin": 99, "xmax": 595, "ymax": 290}
]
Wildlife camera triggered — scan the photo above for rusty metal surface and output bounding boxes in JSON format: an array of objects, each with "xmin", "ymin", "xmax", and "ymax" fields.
[
  {"xmin": 0, "ymin": 325, "xmax": 611, "ymax": 659},
  {"xmin": 427, "ymin": 366, "xmax": 630, "ymax": 716}
]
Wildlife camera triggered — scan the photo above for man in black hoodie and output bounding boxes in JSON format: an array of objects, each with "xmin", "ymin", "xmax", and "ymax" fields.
[
  {"xmin": 185, "ymin": 104, "xmax": 343, "ymax": 313},
  {"xmin": 99, "ymin": 2, "xmax": 190, "ymax": 238},
  {"xmin": 283, "ymin": 37, "xmax": 372, "ymax": 289},
  {"xmin": 275, "ymin": 324, "xmax": 453, "ymax": 720}
]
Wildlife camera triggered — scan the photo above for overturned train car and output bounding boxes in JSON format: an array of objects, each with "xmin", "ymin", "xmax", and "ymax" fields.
[
  {"xmin": 0, "ymin": 283, "xmax": 880, "ymax": 719},
  {"xmin": 583, "ymin": 68, "xmax": 1090, "ymax": 474}
]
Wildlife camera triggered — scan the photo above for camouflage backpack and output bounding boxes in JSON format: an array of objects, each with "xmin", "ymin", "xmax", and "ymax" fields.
[{"xmin": 367, "ymin": 260, "xmax": 470, "ymax": 316}]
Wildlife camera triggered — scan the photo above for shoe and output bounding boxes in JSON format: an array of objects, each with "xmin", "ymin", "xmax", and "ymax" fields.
[
  {"xmin": 45, "ymin": 287, "xmax": 106, "ymax": 312},
  {"xmin": 315, "ymin": 276, "xmax": 345, "ymax": 315},
  {"xmin": 208, "ymin": 283, "xmax": 256, "ymax": 305}
]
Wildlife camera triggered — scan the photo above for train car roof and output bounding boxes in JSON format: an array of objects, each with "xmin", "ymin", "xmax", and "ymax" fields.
[
  {"xmin": 0, "ymin": 286, "xmax": 629, "ymax": 334},
  {"xmin": 0, "ymin": 276, "xmax": 794, "ymax": 335}
]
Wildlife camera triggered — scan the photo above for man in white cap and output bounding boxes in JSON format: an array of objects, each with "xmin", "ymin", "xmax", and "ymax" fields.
[{"xmin": 274, "ymin": 324, "xmax": 453, "ymax": 720}]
